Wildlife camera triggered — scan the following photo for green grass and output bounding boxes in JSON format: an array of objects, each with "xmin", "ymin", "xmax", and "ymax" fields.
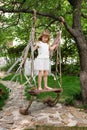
[
  {"xmin": 25, "ymin": 126, "xmax": 87, "ymax": 130},
  {"xmin": 2, "ymin": 73, "xmax": 26, "ymax": 83},
  {"xmin": 0, "ymin": 83, "xmax": 9, "ymax": 110},
  {"xmin": 2, "ymin": 73, "xmax": 81, "ymax": 103},
  {"xmin": 62, "ymin": 75, "xmax": 81, "ymax": 98}
]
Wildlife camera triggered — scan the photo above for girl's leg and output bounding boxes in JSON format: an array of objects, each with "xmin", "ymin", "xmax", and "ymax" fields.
[
  {"xmin": 38, "ymin": 70, "xmax": 43, "ymax": 90},
  {"xmin": 43, "ymin": 70, "xmax": 52, "ymax": 90}
]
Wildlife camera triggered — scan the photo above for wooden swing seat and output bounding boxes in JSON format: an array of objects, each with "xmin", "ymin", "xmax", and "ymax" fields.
[{"xmin": 29, "ymin": 88, "xmax": 62, "ymax": 96}]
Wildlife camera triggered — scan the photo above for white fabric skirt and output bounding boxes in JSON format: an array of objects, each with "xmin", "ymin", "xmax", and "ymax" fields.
[
  {"xmin": 34, "ymin": 58, "xmax": 50, "ymax": 71},
  {"xmin": 24, "ymin": 58, "xmax": 51, "ymax": 76}
]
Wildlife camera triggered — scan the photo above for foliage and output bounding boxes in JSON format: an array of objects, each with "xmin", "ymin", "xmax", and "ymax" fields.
[
  {"xmin": 65, "ymin": 91, "xmax": 82, "ymax": 106},
  {"xmin": 0, "ymin": 0, "xmax": 87, "ymax": 103},
  {"xmin": 0, "ymin": 0, "xmax": 79, "ymax": 62},
  {"xmin": 0, "ymin": 0, "xmax": 82, "ymax": 77},
  {"xmin": 24, "ymin": 126, "xmax": 87, "ymax": 130},
  {"xmin": 73, "ymin": 91, "xmax": 82, "ymax": 101},
  {"xmin": 0, "ymin": 83, "xmax": 9, "ymax": 110},
  {"xmin": 2, "ymin": 72, "xmax": 26, "ymax": 84},
  {"xmin": 2, "ymin": 74, "xmax": 81, "ymax": 104},
  {"xmin": 65, "ymin": 97, "xmax": 75, "ymax": 106},
  {"xmin": 24, "ymin": 86, "xmax": 31, "ymax": 100},
  {"xmin": 62, "ymin": 63, "xmax": 80, "ymax": 76},
  {"xmin": 82, "ymin": 104, "xmax": 87, "ymax": 110},
  {"xmin": 62, "ymin": 75, "xmax": 81, "ymax": 98},
  {"xmin": 0, "ymin": 0, "xmax": 86, "ymax": 59}
]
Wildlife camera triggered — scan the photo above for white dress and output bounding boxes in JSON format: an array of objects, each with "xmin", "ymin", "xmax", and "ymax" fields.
[
  {"xmin": 24, "ymin": 41, "xmax": 51, "ymax": 76},
  {"xmin": 34, "ymin": 41, "xmax": 51, "ymax": 73}
]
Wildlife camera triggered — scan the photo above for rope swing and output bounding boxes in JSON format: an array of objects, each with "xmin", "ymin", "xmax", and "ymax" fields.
[
  {"xmin": 19, "ymin": 14, "xmax": 64, "ymax": 115},
  {"xmin": 7, "ymin": 9, "xmax": 64, "ymax": 115}
]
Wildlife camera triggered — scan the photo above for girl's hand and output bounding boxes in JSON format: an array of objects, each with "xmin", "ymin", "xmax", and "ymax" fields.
[
  {"xmin": 34, "ymin": 42, "xmax": 39, "ymax": 51},
  {"xmin": 34, "ymin": 45, "xmax": 38, "ymax": 51},
  {"xmin": 59, "ymin": 16, "xmax": 65, "ymax": 23},
  {"xmin": 50, "ymin": 44, "xmax": 59, "ymax": 51}
]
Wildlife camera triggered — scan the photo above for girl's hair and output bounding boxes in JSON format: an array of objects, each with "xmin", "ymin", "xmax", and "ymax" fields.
[{"xmin": 38, "ymin": 30, "xmax": 50, "ymax": 43}]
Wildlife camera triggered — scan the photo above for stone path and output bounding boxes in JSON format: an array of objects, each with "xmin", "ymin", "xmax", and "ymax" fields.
[{"xmin": 0, "ymin": 80, "xmax": 87, "ymax": 130}]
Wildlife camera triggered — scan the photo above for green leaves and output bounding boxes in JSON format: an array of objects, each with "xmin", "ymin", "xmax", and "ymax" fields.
[
  {"xmin": 0, "ymin": 0, "xmax": 86, "ymax": 69},
  {"xmin": 0, "ymin": 83, "xmax": 9, "ymax": 110}
]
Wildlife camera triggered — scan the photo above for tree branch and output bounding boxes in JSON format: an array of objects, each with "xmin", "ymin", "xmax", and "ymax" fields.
[
  {"xmin": 45, "ymin": 20, "xmax": 56, "ymax": 29},
  {"xmin": 0, "ymin": 6, "xmax": 77, "ymax": 38},
  {"xmin": 81, "ymin": 13, "xmax": 87, "ymax": 19},
  {"xmin": 0, "ymin": 7, "xmax": 60, "ymax": 21},
  {"xmin": 68, "ymin": 0, "xmax": 77, "ymax": 7},
  {"xmin": 64, "ymin": 22, "xmax": 76, "ymax": 38}
]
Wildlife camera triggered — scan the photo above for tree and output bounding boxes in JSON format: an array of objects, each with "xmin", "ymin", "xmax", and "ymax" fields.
[
  {"xmin": 0, "ymin": 0, "xmax": 87, "ymax": 103},
  {"xmin": 65, "ymin": 0, "xmax": 87, "ymax": 104}
]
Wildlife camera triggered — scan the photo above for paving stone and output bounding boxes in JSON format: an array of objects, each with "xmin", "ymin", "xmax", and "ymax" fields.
[
  {"xmin": 0, "ymin": 79, "xmax": 87, "ymax": 129},
  {"xmin": 0, "ymin": 128, "xmax": 8, "ymax": 130}
]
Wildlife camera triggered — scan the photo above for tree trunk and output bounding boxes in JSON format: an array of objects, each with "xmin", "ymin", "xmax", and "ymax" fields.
[
  {"xmin": 76, "ymin": 35, "xmax": 87, "ymax": 104},
  {"xmin": 67, "ymin": 0, "xmax": 87, "ymax": 104}
]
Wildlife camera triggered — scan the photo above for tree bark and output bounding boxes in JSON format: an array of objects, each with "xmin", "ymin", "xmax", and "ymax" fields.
[
  {"xmin": 76, "ymin": 34, "xmax": 87, "ymax": 103},
  {"xmin": 68, "ymin": 0, "xmax": 87, "ymax": 104}
]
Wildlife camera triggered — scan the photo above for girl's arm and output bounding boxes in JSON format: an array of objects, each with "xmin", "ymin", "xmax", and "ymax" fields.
[
  {"xmin": 50, "ymin": 30, "xmax": 61, "ymax": 51},
  {"xmin": 34, "ymin": 45, "xmax": 38, "ymax": 51},
  {"xmin": 49, "ymin": 44, "xmax": 59, "ymax": 51},
  {"xmin": 34, "ymin": 42, "xmax": 39, "ymax": 51}
]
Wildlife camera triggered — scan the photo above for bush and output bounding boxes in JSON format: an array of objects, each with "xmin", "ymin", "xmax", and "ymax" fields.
[
  {"xmin": 65, "ymin": 97, "xmax": 75, "ymax": 106},
  {"xmin": 62, "ymin": 63, "xmax": 80, "ymax": 76},
  {"xmin": 73, "ymin": 91, "xmax": 82, "ymax": 100},
  {"xmin": 0, "ymin": 83, "xmax": 9, "ymax": 110},
  {"xmin": 0, "ymin": 61, "xmax": 20, "ymax": 72},
  {"xmin": 65, "ymin": 91, "xmax": 82, "ymax": 106}
]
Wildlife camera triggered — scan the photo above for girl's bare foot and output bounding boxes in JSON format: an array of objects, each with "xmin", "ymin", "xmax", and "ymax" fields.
[
  {"xmin": 37, "ymin": 87, "xmax": 42, "ymax": 91},
  {"xmin": 44, "ymin": 86, "xmax": 53, "ymax": 90}
]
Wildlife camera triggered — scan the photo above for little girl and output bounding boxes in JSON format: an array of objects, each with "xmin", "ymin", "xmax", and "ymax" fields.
[{"xmin": 34, "ymin": 30, "xmax": 60, "ymax": 90}]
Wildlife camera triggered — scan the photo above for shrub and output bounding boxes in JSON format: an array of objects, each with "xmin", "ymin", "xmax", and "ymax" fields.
[
  {"xmin": 0, "ymin": 83, "xmax": 9, "ymax": 110},
  {"xmin": 65, "ymin": 97, "xmax": 75, "ymax": 106},
  {"xmin": 73, "ymin": 91, "xmax": 82, "ymax": 100}
]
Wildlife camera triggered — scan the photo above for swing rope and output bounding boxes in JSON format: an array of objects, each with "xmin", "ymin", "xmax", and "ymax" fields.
[
  {"xmin": 23, "ymin": 9, "xmax": 37, "ymax": 88},
  {"xmin": 57, "ymin": 16, "xmax": 65, "ymax": 89},
  {"xmin": 19, "ymin": 14, "xmax": 64, "ymax": 115},
  {"xmin": 19, "ymin": 9, "xmax": 37, "ymax": 108},
  {"xmin": 57, "ymin": 23, "xmax": 62, "ymax": 88},
  {"xmin": 50, "ymin": 21, "xmax": 63, "ymax": 89}
]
